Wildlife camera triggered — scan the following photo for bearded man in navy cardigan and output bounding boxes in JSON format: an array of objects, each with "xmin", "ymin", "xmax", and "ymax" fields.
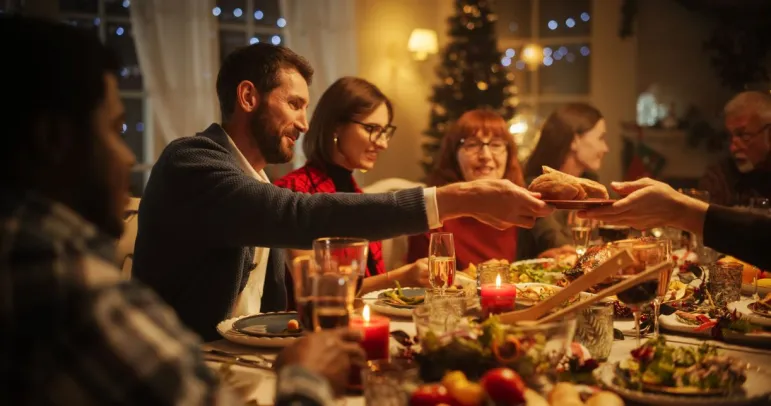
[{"xmin": 132, "ymin": 43, "xmax": 552, "ymax": 341}]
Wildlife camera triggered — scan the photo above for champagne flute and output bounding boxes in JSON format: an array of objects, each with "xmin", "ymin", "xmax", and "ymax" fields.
[
  {"xmin": 568, "ymin": 211, "xmax": 592, "ymax": 256},
  {"xmin": 610, "ymin": 240, "xmax": 669, "ymax": 346},
  {"xmin": 428, "ymin": 232, "xmax": 456, "ymax": 295},
  {"xmin": 749, "ymin": 197, "xmax": 770, "ymax": 300},
  {"xmin": 651, "ymin": 239, "xmax": 673, "ymax": 338}
]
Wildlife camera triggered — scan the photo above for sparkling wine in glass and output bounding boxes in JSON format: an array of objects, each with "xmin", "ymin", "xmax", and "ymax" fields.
[
  {"xmin": 568, "ymin": 211, "xmax": 593, "ymax": 256},
  {"xmin": 428, "ymin": 232, "xmax": 456, "ymax": 294}
]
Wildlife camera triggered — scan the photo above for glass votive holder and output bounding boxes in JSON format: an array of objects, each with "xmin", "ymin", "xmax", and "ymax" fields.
[
  {"xmin": 708, "ymin": 261, "xmax": 743, "ymax": 307},
  {"xmin": 477, "ymin": 264, "xmax": 516, "ymax": 316},
  {"xmin": 362, "ymin": 359, "xmax": 419, "ymax": 406},
  {"xmin": 575, "ymin": 303, "xmax": 614, "ymax": 361}
]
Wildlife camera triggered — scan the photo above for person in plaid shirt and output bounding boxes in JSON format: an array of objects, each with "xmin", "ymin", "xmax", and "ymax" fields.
[
  {"xmin": 0, "ymin": 15, "xmax": 363, "ymax": 406},
  {"xmin": 274, "ymin": 77, "xmax": 431, "ymax": 297}
]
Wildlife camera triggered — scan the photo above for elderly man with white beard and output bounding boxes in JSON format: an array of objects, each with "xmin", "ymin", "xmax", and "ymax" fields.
[{"xmin": 699, "ymin": 91, "xmax": 771, "ymax": 207}]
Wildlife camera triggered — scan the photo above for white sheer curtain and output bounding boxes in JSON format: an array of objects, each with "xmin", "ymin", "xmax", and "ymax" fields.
[
  {"xmin": 279, "ymin": 0, "xmax": 358, "ymax": 168},
  {"xmin": 130, "ymin": 0, "xmax": 220, "ymax": 145}
]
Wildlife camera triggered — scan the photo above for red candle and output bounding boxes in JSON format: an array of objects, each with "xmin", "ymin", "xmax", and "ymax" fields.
[
  {"xmin": 349, "ymin": 305, "xmax": 390, "ymax": 360},
  {"xmin": 481, "ymin": 274, "xmax": 517, "ymax": 315}
]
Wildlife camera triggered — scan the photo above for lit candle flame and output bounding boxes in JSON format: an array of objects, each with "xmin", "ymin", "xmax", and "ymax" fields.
[
  {"xmin": 495, "ymin": 274, "xmax": 501, "ymax": 288},
  {"xmin": 363, "ymin": 304, "xmax": 371, "ymax": 323}
]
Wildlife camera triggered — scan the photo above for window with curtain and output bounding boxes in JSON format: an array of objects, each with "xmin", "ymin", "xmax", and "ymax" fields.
[
  {"xmin": 496, "ymin": 0, "xmax": 593, "ymax": 119},
  {"xmin": 215, "ymin": 0, "xmax": 285, "ymax": 62},
  {"xmin": 57, "ymin": 0, "xmax": 151, "ymax": 198}
]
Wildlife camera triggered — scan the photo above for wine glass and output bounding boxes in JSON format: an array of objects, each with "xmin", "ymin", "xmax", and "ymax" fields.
[
  {"xmin": 312, "ymin": 272, "xmax": 351, "ymax": 332},
  {"xmin": 609, "ymin": 240, "xmax": 669, "ymax": 346},
  {"xmin": 428, "ymin": 232, "xmax": 456, "ymax": 295},
  {"xmin": 749, "ymin": 198, "xmax": 770, "ymax": 299},
  {"xmin": 313, "ymin": 237, "xmax": 368, "ymax": 309},
  {"xmin": 651, "ymin": 239, "xmax": 673, "ymax": 338},
  {"xmin": 597, "ymin": 222, "xmax": 631, "ymax": 244},
  {"xmin": 568, "ymin": 211, "xmax": 592, "ymax": 256}
]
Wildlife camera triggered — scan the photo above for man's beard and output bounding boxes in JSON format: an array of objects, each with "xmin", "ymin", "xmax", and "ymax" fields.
[{"xmin": 250, "ymin": 105, "xmax": 297, "ymax": 164}]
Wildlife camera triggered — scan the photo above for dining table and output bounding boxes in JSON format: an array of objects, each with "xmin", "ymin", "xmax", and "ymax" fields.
[{"xmin": 203, "ymin": 314, "xmax": 771, "ymax": 406}]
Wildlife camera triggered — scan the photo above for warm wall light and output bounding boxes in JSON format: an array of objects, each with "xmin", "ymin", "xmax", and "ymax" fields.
[
  {"xmin": 521, "ymin": 43, "xmax": 543, "ymax": 71},
  {"xmin": 408, "ymin": 28, "xmax": 438, "ymax": 61}
]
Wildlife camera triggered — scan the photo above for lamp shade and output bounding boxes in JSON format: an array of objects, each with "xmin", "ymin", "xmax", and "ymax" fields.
[{"xmin": 407, "ymin": 28, "xmax": 438, "ymax": 60}]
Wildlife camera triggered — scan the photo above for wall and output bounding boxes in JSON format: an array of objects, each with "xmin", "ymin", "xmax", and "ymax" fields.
[
  {"xmin": 353, "ymin": 0, "xmax": 454, "ymax": 186},
  {"xmin": 590, "ymin": 0, "xmax": 638, "ymax": 185},
  {"xmin": 635, "ymin": 0, "xmax": 732, "ymax": 120}
]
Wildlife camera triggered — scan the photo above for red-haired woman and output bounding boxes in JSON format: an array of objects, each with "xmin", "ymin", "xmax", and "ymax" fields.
[{"xmin": 407, "ymin": 109, "xmax": 525, "ymax": 270}]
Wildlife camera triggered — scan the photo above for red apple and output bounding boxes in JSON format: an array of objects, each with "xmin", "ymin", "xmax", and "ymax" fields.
[
  {"xmin": 410, "ymin": 383, "xmax": 457, "ymax": 406},
  {"xmin": 480, "ymin": 368, "xmax": 526, "ymax": 405}
]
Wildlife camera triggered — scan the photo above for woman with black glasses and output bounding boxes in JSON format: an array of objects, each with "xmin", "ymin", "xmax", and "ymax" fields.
[{"xmin": 275, "ymin": 77, "xmax": 431, "ymax": 296}]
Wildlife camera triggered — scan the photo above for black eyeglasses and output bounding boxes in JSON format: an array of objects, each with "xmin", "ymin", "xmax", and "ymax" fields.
[
  {"xmin": 731, "ymin": 124, "xmax": 771, "ymax": 144},
  {"xmin": 349, "ymin": 120, "xmax": 397, "ymax": 143},
  {"xmin": 459, "ymin": 137, "xmax": 508, "ymax": 155}
]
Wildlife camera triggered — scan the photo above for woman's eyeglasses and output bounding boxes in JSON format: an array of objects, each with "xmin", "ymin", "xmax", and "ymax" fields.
[
  {"xmin": 349, "ymin": 120, "xmax": 397, "ymax": 143},
  {"xmin": 459, "ymin": 137, "xmax": 508, "ymax": 155}
]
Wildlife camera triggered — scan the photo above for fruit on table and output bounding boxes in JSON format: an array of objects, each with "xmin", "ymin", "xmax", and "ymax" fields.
[
  {"xmin": 410, "ymin": 383, "xmax": 456, "ymax": 406},
  {"xmin": 441, "ymin": 371, "xmax": 484, "ymax": 406},
  {"xmin": 286, "ymin": 319, "xmax": 300, "ymax": 331},
  {"xmin": 480, "ymin": 368, "xmax": 526, "ymax": 405}
]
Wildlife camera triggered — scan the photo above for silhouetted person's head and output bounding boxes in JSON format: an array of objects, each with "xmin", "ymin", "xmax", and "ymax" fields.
[{"xmin": 0, "ymin": 15, "xmax": 135, "ymax": 238}]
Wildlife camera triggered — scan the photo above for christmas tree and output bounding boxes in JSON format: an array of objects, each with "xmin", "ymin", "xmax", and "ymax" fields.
[{"xmin": 421, "ymin": 0, "xmax": 516, "ymax": 176}]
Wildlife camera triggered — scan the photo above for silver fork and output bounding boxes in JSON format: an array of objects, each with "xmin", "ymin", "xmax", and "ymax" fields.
[{"xmin": 202, "ymin": 349, "xmax": 274, "ymax": 369}]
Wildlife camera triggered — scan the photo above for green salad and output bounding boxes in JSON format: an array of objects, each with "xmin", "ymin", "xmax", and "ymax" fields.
[
  {"xmin": 510, "ymin": 261, "xmax": 568, "ymax": 285},
  {"xmin": 616, "ymin": 336, "xmax": 747, "ymax": 393}
]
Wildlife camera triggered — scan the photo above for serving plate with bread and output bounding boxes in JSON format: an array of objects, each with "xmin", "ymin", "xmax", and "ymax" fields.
[{"xmin": 528, "ymin": 166, "xmax": 616, "ymax": 209}]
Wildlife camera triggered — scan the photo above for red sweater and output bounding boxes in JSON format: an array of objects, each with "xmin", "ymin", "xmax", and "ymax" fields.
[{"xmin": 407, "ymin": 217, "xmax": 518, "ymax": 271}]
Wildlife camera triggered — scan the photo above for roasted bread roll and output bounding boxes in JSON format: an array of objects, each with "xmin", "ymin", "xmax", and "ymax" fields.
[
  {"xmin": 528, "ymin": 170, "xmax": 586, "ymax": 200},
  {"xmin": 542, "ymin": 166, "xmax": 609, "ymax": 199}
]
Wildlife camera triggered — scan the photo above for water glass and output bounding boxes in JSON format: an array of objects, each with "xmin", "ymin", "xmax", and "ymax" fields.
[
  {"xmin": 412, "ymin": 303, "xmax": 467, "ymax": 339},
  {"xmin": 313, "ymin": 237, "xmax": 368, "ymax": 307},
  {"xmin": 428, "ymin": 233, "xmax": 456, "ymax": 292},
  {"xmin": 362, "ymin": 359, "xmax": 419, "ymax": 406},
  {"xmin": 708, "ymin": 262, "xmax": 742, "ymax": 308},
  {"xmin": 312, "ymin": 273, "xmax": 351, "ymax": 331},
  {"xmin": 576, "ymin": 303, "xmax": 614, "ymax": 361}
]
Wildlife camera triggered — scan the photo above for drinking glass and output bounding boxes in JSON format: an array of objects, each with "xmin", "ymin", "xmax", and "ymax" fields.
[
  {"xmin": 650, "ymin": 239, "xmax": 673, "ymax": 338},
  {"xmin": 313, "ymin": 237, "xmax": 369, "ymax": 309},
  {"xmin": 312, "ymin": 273, "xmax": 351, "ymax": 331},
  {"xmin": 568, "ymin": 212, "xmax": 593, "ymax": 256},
  {"xmin": 597, "ymin": 222, "xmax": 631, "ymax": 244},
  {"xmin": 428, "ymin": 233, "xmax": 456, "ymax": 294},
  {"xmin": 576, "ymin": 303, "xmax": 614, "ymax": 361},
  {"xmin": 609, "ymin": 240, "xmax": 670, "ymax": 345},
  {"xmin": 707, "ymin": 262, "xmax": 743, "ymax": 308},
  {"xmin": 362, "ymin": 359, "xmax": 419, "ymax": 406},
  {"xmin": 749, "ymin": 198, "xmax": 770, "ymax": 299},
  {"xmin": 291, "ymin": 256, "xmax": 318, "ymax": 331}
]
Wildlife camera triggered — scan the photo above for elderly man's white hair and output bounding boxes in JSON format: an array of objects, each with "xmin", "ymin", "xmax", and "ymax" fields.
[{"xmin": 724, "ymin": 91, "xmax": 771, "ymax": 122}]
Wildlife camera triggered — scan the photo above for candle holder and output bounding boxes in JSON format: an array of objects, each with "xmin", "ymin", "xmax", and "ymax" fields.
[{"xmin": 478, "ymin": 264, "xmax": 516, "ymax": 316}]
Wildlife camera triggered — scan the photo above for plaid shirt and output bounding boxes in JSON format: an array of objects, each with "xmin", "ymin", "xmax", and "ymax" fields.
[
  {"xmin": 0, "ymin": 192, "xmax": 241, "ymax": 405},
  {"xmin": 274, "ymin": 164, "xmax": 386, "ymax": 277}
]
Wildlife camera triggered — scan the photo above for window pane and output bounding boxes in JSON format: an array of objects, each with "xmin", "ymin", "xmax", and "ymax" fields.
[
  {"xmin": 105, "ymin": 0, "xmax": 131, "ymax": 17},
  {"xmin": 62, "ymin": 17, "xmax": 100, "ymax": 36},
  {"xmin": 122, "ymin": 97, "xmax": 145, "ymax": 163},
  {"xmin": 220, "ymin": 29, "xmax": 246, "ymax": 61},
  {"xmin": 496, "ymin": 0, "xmax": 532, "ymax": 38},
  {"xmin": 106, "ymin": 22, "xmax": 143, "ymax": 90},
  {"xmin": 253, "ymin": 0, "xmax": 282, "ymax": 28},
  {"xmin": 538, "ymin": 0, "xmax": 591, "ymax": 38},
  {"xmin": 60, "ymin": 0, "xmax": 98, "ymax": 13},
  {"xmin": 538, "ymin": 43, "xmax": 590, "ymax": 95},
  {"xmin": 501, "ymin": 46, "xmax": 532, "ymax": 95},
  {"xmin": 215, "ymin": 0, "xmax": 247, "ymax": 23},
  {"xmin": 249, "ymin": 33, "xmax": 284, "ymax": 46}
]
